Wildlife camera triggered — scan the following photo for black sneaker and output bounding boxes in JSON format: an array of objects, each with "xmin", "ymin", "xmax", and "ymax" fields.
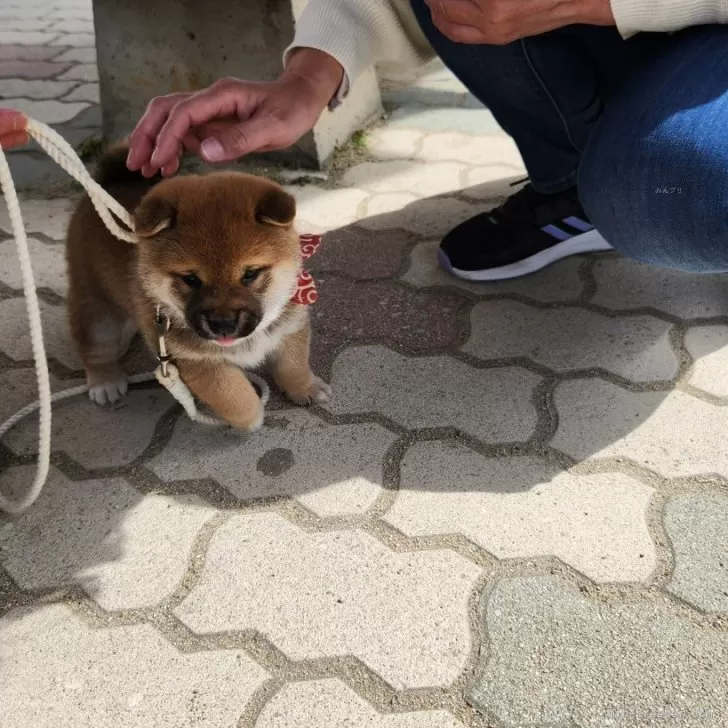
[{"xmin": 438, "ymin": 183, "xmax": 612, "ymax": 281}]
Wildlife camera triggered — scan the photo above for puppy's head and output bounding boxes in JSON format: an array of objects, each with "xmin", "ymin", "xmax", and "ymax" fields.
[{"xmin": 134, "ymin": 172, "xmax": 299, "ymax": 345}]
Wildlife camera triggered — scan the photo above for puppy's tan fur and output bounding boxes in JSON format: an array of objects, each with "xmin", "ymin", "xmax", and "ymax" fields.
[{"xmin": 66, "ymin": 145, "xmax": 329, "ymax": 431}]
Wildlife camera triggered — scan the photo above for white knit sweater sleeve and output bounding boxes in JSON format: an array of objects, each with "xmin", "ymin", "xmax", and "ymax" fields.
[
  {"xmin": 285, "ymin": 0, "xmax": 728, "ymax": 100},
  {"xmin": 611, "ymin": 0, "xmax": 728, "ymax": 36},
  {"xmin": 284, "ymin": 0, "xmax": 434, "ymax": 101}
]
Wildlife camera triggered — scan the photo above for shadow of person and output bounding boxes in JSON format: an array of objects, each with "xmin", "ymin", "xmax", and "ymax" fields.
[{"xmin": 2, "ymin": 171, "xmax": 728, "ymax": 606}]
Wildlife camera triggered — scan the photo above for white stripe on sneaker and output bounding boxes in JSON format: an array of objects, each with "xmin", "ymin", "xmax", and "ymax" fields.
[{"xmin": 440, "ymin": 228, "xmax": 613, "ymax": 282}]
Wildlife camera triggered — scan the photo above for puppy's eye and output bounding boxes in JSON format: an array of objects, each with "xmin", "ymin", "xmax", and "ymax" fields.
[
  {"xmin": 241, "ymin": 269, "xmax": 261, "ymax": 284},
  {"xmin": 180, "ymin": 273, "xmax": 202, "ymax": 289}
]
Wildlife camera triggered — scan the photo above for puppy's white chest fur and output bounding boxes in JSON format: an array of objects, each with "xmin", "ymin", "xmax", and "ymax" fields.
[{"xmin": 222, "ymin": 304, "xmax": 307, "ymax": 369}]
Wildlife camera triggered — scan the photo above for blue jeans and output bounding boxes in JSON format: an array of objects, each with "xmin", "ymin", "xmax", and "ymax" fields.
[{"xmin": 410, "ymin": 1, "xmax": 728, "ymax": 273}]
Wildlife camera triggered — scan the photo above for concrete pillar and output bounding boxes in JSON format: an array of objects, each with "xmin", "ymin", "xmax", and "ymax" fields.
[{"xmin": 91, "ymin": 0, "xmax": 382, "ymax": 168}]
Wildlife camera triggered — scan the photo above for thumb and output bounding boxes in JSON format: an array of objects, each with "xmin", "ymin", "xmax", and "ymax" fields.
[{"xmin": 200, "ymin": 118, "xmax": 275, "ymax": 162}]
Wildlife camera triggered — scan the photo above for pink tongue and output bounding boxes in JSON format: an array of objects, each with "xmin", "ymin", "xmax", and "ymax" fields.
[{"xmin": 216, "ymin": 336, "xmax": 237, "ymax": 346}]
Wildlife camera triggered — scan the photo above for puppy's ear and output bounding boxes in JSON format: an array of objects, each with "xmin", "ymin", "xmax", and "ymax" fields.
[
  {"xmin": 134, "ymin": 195, "xmax": 176, "ymax": 238},
  {"xmin": 256, "ymin": 187, "xmax": 296, "ymax": 228}
]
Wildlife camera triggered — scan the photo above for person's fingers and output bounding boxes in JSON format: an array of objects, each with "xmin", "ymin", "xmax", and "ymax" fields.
[
  {"xmin": 425, "ymin": 0, "xmax": 482, "ymax": 26},
  {"xmin": 127, "ymin": 92, "xmax": 191, "ymax": 170},
  {"xmin": 0, "ymin": 131, "xmax": 29, "ymax": 150},
  {"xmin": 199, "ymin": 116, "xmax": 278, "ymax": 162},
  {"xmin": 432, "ymin": 17, "xmax": 490, "ymax": 43},
  {"xmin": 0, "ymin": 109, "xmax": 29, "ymax": 149},
  {"xmin": 150, "ymin": 81, "xmax": 258, "ymax": 170}
]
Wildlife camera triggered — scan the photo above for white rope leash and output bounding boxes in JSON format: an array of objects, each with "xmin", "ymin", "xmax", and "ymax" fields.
[{"xmin": 0, "ymin": 119, "xmax": 268, "ymax": 515}]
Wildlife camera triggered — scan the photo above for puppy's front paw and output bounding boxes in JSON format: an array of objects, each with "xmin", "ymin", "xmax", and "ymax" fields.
[
  {"xmin": 229, "ymin": 400, "xmax": 265, "ymax": 433},
  {"xmin": 285, "ymin": 376, "xmax": 332, "ymax": 406},
  {"xmin": 89, "ymin": 378, "xmax": 128, "ymax": 406}
]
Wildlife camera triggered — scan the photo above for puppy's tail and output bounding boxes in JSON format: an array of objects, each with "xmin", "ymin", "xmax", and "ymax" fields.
[{"xmin": 93, "ymin": 142, "xmax": 159, "ymax": 188}]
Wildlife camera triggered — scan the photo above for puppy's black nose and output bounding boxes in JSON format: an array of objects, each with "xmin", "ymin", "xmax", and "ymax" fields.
[{"xmin": 202, "ymin": 311, "xmax": 239, "ymax": 337}]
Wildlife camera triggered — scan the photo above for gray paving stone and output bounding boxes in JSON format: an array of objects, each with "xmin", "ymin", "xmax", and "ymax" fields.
[
  {"xmin": 0, "ymin": 20, "xmax": 53, "ymax": 31},
  {"xmin": 49, "ymin": 31, "xmax": 95, "ymax": 47},
  {"xmin": 388, "ymin": 104, "xmax": 502, "ymax": 135},
  {"xmin": 0, "ymin": 78, "xmax": 77, "ymax": 99},
  {"xmin": 1, "ymin": 97, "xmax": 88, "ymax": 124},
  {"xmin": 4, "ymin": 388, "xmax": 173, "ymax": 469},
  {"xmin": 175, "ymin": 513, "xmax": 480, "ymax": 689},
  {"xmin": 0, "ymin": 60, "xmax": 71, "ymax": 79},
  {"xmin": 286, "ymin": 185, "xmax": 369, "ymax": 231},
  {"xmin": 664, "ymin": 492, "xmax": 728, "ymax": 614},
  {"xmin": 0, "ymin": 604, "xmax": 268, "ymax": 727},
  {"xmin": 57, "ymin": 62, "xmax": 98, "ymax": 82},
  {"xmin": 417, "ymin": 132, "xmax": 523, "ymax": 167},
  {"xmin": 150, "ymin": 409, "xmax": 395, "ymax": 517},
  {"xmin": 386, "ymin": 442, "xmax": 656, "ymax": 582},
  {"xmin": 52, "ymin": 45, "xmax": 96, "ymax": 63},
  {"xmin": 51, "ymin": 19, "xmax": 95, "ymax": 34},
  {"xmin": 464, "ymin": 301, "xmax": 678, "ymax": 381},
  {"xmin": 684, "ymin": 325, "xmax": 728, "ymax": 397},
  {"xmin": 61, "ymin": 80, "xmax": 98, "ymax": 103},
  {"xmin": 327, "ymin": 346, "xmax": 540, "ymax": 442},
  {"xmin": 0, "ymin": 368, "xmax": 84, "ymax": 423},
  {"xmin": 359, "ymin": 195, "xmax": 481, "ymax": 237},
  {"xmin": 256, "ymin": 679, "xmax": 466, "ymax": 728},
  {"xmin": 0, "ymin": 196, "xmax": 75, "ymax": 238},
  {"xmin": 402, "ymin": 240, "xmax": 585, "ymax": 301},
  {"xmin": 0, "ymin": 30, "xmax": 61, "ymax": 45},
  {"xmin": 592, "ymin": 257, "xmax": 728, "ymax": 318},
  {"xmin": 461, "ymin": 164, "xmax": 526, "ymax": 200},
  {"xmin": 0, "ymin": 296, "xmax": 80, "ymax": 370},
  {"xmin": 553, "ymin": 379, "xmax": 728, "ymax": 477},
  {"xmin": 470, "ymin": 575, "xmax": 728, "ymax": 727},
  {"xmin": 0, "ymin": 236, "xmax": 68, "ymax": 296},
  {"xmin": 366, "ymin": 128, "xmax": 423, "ymax": 160},
  {"xmin": 343, "ymin": 160, "xmax": 465, "ymax": 197},
  {"xmin": 0, "ymin": 467, "xmax": 216, "ymax": 610}
]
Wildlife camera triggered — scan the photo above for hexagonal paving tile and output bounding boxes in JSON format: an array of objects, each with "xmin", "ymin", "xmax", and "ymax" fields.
[
  {"xmin": 417, "ymin": 132, "xmax": 523, "ymax": 167},
  {"xmin": 256, "ymin": 679, "xmax": 466, "ymax": 728},
  {"xmin": 592, "ymin": 257, "xmax": 728, "ymax": 318},
  {"xmin": 684, "ymin": 325, "xmax": 728, "ymax": 397},
  {"xmin": 0, "ymin": 296, "xmax": 80, "ymax": 370},
  {"xmin": 0, "ymin": 467, "xmax": 216, "ymax": 610},
  {"xmin": 386, "ymin": 441, "xmax": 656, "ymax": 582},
  {"xmin": 342, "ymin": 160, "xmax": 465, "ymax": 197},
  {"xmin": 366, "ymin": 128, "xmax": 423, "ymax": 160},
  {"xmin": 359, "ymin": 195, "xmax": 480, "ymax": 237},
  {"xmin": 0, "ymin": 196, "xmax": 76, "ymax": 239},
  {"xmin": 402, "ymin": 240, "xmax": 585, "ymax": 301},
  {"xmin": 464, "ymin": 301, "xmax": 678, "ymax": 382},
  {"xmin": 287, "ymin": 185, "xmax": 369, "ymax": 231},
  {"xmin": 175, "ymin": 513, "xmax": 480, "ymax": 689},
  {"xmin": 0, "ymin": 78, "xmax": 76, "ymax": 99},
  {"xmin": 470, "ymin": 576, "xmax": 728, "ymax": 727},
  {"xmin": 0, "ymin": 367, "xmax": 84, "ymax": 423},
  {"xmin": 1, "ymin": 98, "xmax": 88, "ymax": 124},
  {"xmin": 0, "ymin": 604, "xmax": 268, "ymax": 727},
  {"xmin": 0, "ymin": 236, "xmax": 68, "ymax": 296},
  {"xmin": 664, "ymin": 492, "xmax": 728, "ymax": 614},
  {"xmin": 311, "ymin": 227, "xmax": 415, "ymax": 280},
  {"xmin": 150, "ymin": 409, "xmax": 397, "ymax": 518},
  {"xmin": 552, "ymin": 379, "xmax": 728, "ymax": 477},
  {"xmin": 3, "ymin": 388, "xmax": 173, "ymax": 469},
  {"xmin": 327, "ymin": 345, "xmax": 540, "ymax": 443}
]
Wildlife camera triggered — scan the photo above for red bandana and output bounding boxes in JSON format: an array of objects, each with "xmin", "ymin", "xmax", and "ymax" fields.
[{"xmin": 291, "ymin": 233, "xmax": 321, "ymax": 306}]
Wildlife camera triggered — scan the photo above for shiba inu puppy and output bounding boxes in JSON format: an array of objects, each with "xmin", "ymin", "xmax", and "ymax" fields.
[{"xmin": 66, "ymin": 145, "xmax": 330, "ymax": 431}]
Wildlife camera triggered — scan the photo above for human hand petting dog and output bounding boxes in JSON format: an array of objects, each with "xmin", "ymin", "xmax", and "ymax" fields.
[
  {"xmin": 0, "ymin": 109, "xmax": 29, "ymax": 149},
  {"xmin": 127, "ymin": 48, "xmax": 343, "ymax": 178},
  {"xmin": 424, "ymin": 0, "xmax": 615, "ymax": 44}
]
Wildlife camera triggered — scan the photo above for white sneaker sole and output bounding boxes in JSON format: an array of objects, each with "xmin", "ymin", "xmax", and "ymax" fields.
[{"xmin": 439, "ymin": 228, "xmax": 613, "ymax": 282}]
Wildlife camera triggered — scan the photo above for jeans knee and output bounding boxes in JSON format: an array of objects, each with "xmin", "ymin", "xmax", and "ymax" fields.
[{"xmin": 578, "ymin": 113, "xmax": 728, "ymax": 275}]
